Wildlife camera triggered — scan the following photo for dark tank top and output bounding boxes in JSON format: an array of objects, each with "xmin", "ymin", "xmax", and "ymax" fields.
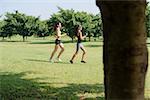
[{"xmin": 77, "ymin": 33, "xmax": 82, "ymax": 43}]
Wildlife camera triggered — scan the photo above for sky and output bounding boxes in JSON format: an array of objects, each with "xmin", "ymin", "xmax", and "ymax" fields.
[
  {"xmin": 0, "ymin": 0, "xmax": 100, "ymax": 20},
  {"xmin": 0, "ymin": 0, "xmax": 150, "ymax": 20}
]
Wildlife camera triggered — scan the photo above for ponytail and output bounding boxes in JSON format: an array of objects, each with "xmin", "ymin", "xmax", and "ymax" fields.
[
  {"xmin": 54, "ymin": 22, "xmax": 60, "ymax": 31},
  {"xmin": 74, "ymin": 24, "xmax": 82, "ymax": 36}
]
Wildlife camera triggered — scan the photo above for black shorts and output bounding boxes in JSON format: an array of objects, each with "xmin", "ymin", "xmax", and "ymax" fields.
[{"xmin": 55, "ymin": 39, "xmax": 62, "ymax": 45}]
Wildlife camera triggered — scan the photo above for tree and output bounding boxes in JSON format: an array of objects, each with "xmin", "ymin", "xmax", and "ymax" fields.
[
  {"xmin": 35, "ymin": 20, "xmax": 49, "ymax": 39},
  {"xmin": 58, "ymin": 7, "xmax": 76, "ymax": 42},
  {"xmin": 74, "ymin": 11, "xmax": 94, "ymax": 41},
  {"xmin": 47, "ymin": 7, "xmax": 103, "ymax": 42},
  {"xmin": 47, "ymin": 13, "xmax": 63, "ymax": 36},
  {"xmin": 92, "ymin": 14, "xmax": 103, "ymax": 41},
  {"xmin": 0, "ymin": 20, "xmax": 6, "ymax": 40},
  {"xmin": 3, "ymin": 11, "xmax": 39, "ymax": 41},
  {"xmin": 14, "ymin": 11, "xmax": 39, "ymax": 41},
  {"xmin": 2, "ymin": 12, "xmax": 18, "ymax": 40},
  {"xmin": 96, "ymin": 0, "xmax": 148, "ymax": 100}
]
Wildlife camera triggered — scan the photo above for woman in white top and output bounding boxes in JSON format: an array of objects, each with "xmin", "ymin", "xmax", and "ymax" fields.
[{"xmin": 50, "ymin": 22, "xmax": 64, "ymax": 62}]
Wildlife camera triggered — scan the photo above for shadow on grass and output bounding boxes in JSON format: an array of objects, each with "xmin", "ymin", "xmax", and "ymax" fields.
[
  {"xmin": 85, "ymin": 44, "xmax": 103, "ymax": 48},
  {"xmin": 24, "ymin": 59, "xmax": 70, "ymax": 64},
  {"xmin": 25, "ymin": 59, "xmax": 50, "ymax": 63},
  {"xmin": 29, "ymin": 40, "xmax": 103, "ymax": 45},
  {"xmin": 86, "ymin": 43, "xmax": 150, "ymax": 48},
  {"xmin": 0, "ymin": 72, "xmax": 104, "ymax": 100},
  {"xmin": 0, "ymin": 40, "xmax": 25, "ymax": 42}
]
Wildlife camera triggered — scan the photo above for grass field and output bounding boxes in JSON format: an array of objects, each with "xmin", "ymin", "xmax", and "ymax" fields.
[{"xmin": 0, "ymin": 36, "xmax": 150, "ymax": 100}]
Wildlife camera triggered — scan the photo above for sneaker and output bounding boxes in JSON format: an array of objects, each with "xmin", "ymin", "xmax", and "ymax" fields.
[
  {"xmin": 81, "ymin": 61, "xmax": 86, "ymax": 63},
  {"xmin": 49, "ymin": 59, "xmax": 54, "ymax": 63},
  {"xmin": 70, "ymin": 60, "xmax": 73, "ymax": 64},
  {"xmin": 55, "ymin": 58, "xmax": 62, "ymax": 62}
]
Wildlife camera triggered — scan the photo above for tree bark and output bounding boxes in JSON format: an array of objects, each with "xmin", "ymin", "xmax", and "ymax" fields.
[
  {"xmin": 96, "ymin": 0, "xmax": 148, "ymax": 100},
  {"xmin": 71, "ymin": 37, "xmax": 74, "ymax": 43},
  {"xmin": 2, "ymin": 36, "xmax": 4, "ymax": 41},
  {"xmin": 23, "ymin": 36, "xmax": 25, "ymax": 42},
  {"xmin": 89, "ymin": 36, "xmax": 91, "ymax": 41}
]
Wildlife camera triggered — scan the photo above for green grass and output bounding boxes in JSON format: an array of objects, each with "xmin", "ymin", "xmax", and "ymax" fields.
[{"xmin": 0, "ymin": 36, "xmax": 150, "ymax": 100}]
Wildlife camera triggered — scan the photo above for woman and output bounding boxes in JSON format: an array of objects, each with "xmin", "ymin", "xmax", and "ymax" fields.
[
  {"xmin": 70, "ymin": 25, "xmax": 87, "ymax": 64},
  {"xmin": 49, "ymin": 22, "xmax": 64, "ymax": 62}
]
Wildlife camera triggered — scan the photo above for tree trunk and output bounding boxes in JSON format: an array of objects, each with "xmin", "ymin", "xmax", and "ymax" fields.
[
  {"xmin": 89, "ymin": 37, "xmax": 91, "ymax": 41},
  {"xmin": 23, "ymin": 36, "xmax": 25, "ymax": 42},
  {"xmin": 2, "ymin": 36, "xmax": 4, "ymax": 41},
  {"xmin": 43, "ymin": 37, "xmax": 45, "ymax": 40},
  {"xmin": 9, "ymin": 36, "xmax": 11, "ymax": 40},
  {"xmin": 96, "ymin": 0, "xmax": 148, "ymax": 100},
  {"xmin": 94, "ymin": 38, "xmax": 96, "ymax": 41},
  {"xmin": 71, "ymin": 37, "xmax": 74, "ymax": 43}
]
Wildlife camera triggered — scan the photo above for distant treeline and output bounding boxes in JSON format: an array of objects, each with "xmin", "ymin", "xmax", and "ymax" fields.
[{"xmin": 0, "ymin": 6, "xmax": 150, "ymax": 42}]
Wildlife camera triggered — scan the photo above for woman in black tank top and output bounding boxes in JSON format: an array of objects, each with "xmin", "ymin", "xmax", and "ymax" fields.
[
  {"xmin": 77, "ymin": 33, "xmax": 82, "ymax": 43},
  {"xmin": 70, "ymin": 25, "xmax": 87, "ymax": 64}
]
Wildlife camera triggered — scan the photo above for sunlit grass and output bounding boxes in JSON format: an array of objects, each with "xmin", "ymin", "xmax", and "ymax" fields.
[{"xmin": 0, "ymin": 36, "xmax": 150, "ymax": 99}]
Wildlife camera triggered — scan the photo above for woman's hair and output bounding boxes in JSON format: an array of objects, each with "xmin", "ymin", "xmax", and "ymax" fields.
[
  {"xmin": 74, "ymin": 24, "xmax": 82, "ymax": 36},
  {"xmin": 54, "ymin": 22, "xmax": 61, "ymax": 31}
]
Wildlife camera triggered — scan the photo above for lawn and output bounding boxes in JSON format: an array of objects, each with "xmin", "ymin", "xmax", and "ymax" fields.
[{"xmin": 0, "ymin": 36, "xmax": 150, "ymax": 100}]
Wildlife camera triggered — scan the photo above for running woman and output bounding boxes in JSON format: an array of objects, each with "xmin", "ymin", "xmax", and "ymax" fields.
[
  {"xmin": 49, "ymin": 22, "xmax": 65, "ymax": 62},
  {"xmin": 70, "ymin": 25, "xmax": 87, "ymax": 64}
]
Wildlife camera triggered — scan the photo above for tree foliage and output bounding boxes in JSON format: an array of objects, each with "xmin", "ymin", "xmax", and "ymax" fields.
[
  {"xmin": 2, "ymin": 11, "xmax": 40, "ymax": 41},
  {"xmin": 1, "ymin": 5, "xmax": 150, "ymax": 41},
  {"xmin": 47, "ymin": 7, "xmax": 103, "ymax": 42},
  {"xmin": 35, "ymin": 20, "xmax": 49, "ymax": 37}
]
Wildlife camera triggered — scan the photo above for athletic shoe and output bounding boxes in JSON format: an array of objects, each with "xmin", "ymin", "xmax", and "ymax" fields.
[
  {"xmin": 70, "ymin": 60, "xmax": 73, "ymax": 64},
  {"xmin": 55, "ymin": 58, "xmax": 62, "ymax": 62},
  {"xmin": 49, "ymin": 59, "xmax": 54, "ymax": 63},
  {"xmin": 81, "ymin": 61, "xmax": 86, "ymax": 63}
]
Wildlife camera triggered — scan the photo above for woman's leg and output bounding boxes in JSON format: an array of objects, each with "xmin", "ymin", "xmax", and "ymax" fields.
[
  {"xmin": 57, "ymin": 43, "xmax": 64, "ymax": 59},
  {"xmin": 70, "ymin": 43, "xmax": 79, "ymax": 63},
  {"xmin": 50, "ymin": 45, "xmax": 59, "ymax": 61},
  {"xmin": 80, "ymin": 44, "xmax": 86, "ymax": 62},
  {"xmin": 70, "ymin": 51, "xmax": 78, "ymax": 63}
]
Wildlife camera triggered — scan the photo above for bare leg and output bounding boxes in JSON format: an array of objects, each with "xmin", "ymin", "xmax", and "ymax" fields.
[
  {"xmin": 80, "ymin": 46, "xmax": 86, "ymax": 62},
  {"xmin": 50, "ymin": 45, "xmax": 58, "ymax": 60},
  {"xmin": 71, "ymin": 51, "xmax": 78, "ymax": 61},
  {"xmin": 70, "ymin": 43, "xmax": 79, "ymax": 63},
  {"xmin": 57, "ymin": 43, "xmax": 64, "ymax": 59}
]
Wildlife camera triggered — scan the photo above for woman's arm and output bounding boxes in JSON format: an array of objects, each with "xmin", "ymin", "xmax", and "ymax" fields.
[{"xmin": 79, "ymin": 31, "xmax": 86, "ymax": 40}]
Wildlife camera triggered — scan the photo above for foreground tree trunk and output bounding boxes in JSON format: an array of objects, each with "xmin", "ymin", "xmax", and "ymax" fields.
[{"xmin": 96, "ymin": 0, "xmax": 148, "ymax": 100}]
